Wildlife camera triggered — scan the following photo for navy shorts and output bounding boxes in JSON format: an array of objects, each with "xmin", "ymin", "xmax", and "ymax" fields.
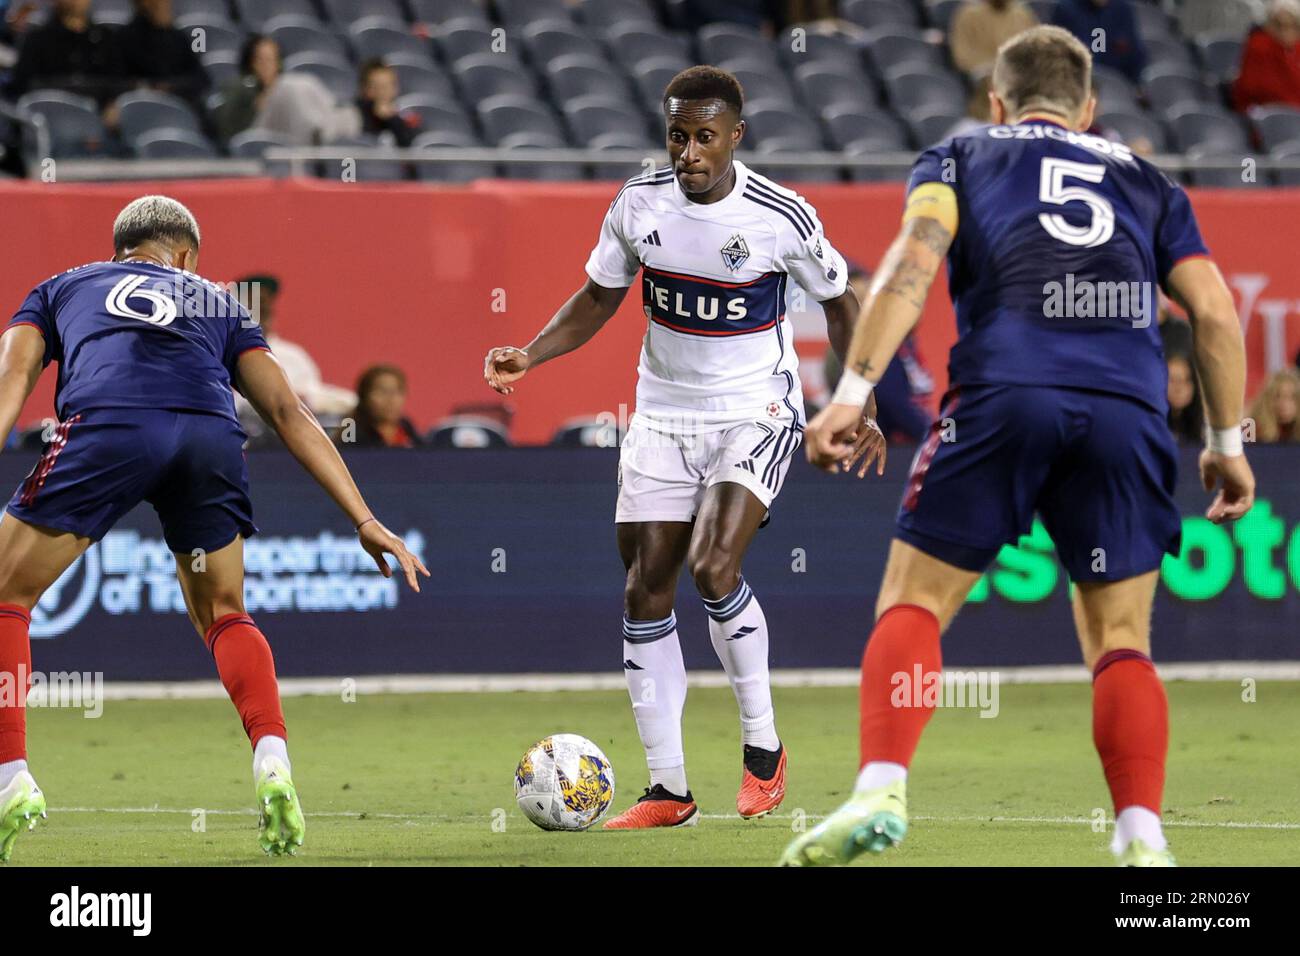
[
  {"xmin": 7, "ymin": 408, "xmax": 257, "ymax": 554},
  {"xmin": 896, "ymin": 384, "xmax": 1181, "ymax": 582}
]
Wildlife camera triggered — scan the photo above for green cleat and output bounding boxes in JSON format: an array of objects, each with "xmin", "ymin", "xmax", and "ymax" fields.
[
  {"xmin": 255, "ymin": 757, "xmax": 305, "ymax": 857},
  {"xmin": 0, "ymin": 771, "xmax": 47, "ymax": 863},
  {"xmin": 1117, "ymin": 838, "xmax": 1176, "ymax": 867},
  {"xmin": 779, "ymin": 779, "xmax": 907, "ymax": 867}
]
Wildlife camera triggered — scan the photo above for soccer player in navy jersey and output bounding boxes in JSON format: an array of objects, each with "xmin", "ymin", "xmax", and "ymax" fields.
[
  {"xmin": 781, "ymin": 27, "xmax": 1255, "ymax": 866},
  {"xmin": 0, "ymin": 196, "xmax": 428, "ymax": 861}
]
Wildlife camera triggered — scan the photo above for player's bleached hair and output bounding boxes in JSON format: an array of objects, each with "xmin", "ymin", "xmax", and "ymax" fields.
[
  {"xmin": 663, "ymin": 65, "xmax": 744, "ymax": 116},
  {"xmin": 991, "ymin": 25, "xmax": 1092, "ymax": 120},
  {"xmin": 112, "ymin": 195, "xmax": 201, "ymax": 255}
]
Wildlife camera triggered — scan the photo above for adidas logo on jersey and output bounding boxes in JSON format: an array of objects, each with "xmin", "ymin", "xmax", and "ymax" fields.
[{"xmin": 642, "ymin": 230, "xmax": 662, "ymax": 246}]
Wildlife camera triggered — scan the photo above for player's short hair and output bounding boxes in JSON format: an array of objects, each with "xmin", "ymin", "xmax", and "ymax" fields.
[
  {"xmin": 991, "ymin": 25, "xmax": 1092, "ymax": 119},
  {"xmin": 662, "ymin": 65, "xmax": 744, "ymax": 116},
  {"xmin": 112, "ymin": 195, "xmax": 201, "ymax": 254}
]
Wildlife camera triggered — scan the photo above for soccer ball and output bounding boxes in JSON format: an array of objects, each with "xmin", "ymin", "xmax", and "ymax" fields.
[{"xmin": 514, "ymin": 734, "xmax": 616, "ymax": 831}]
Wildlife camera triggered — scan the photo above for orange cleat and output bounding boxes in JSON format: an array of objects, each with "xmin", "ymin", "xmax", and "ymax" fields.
[
  {"xmin": 602, "ymin": 784, "xmax": 699, "ymax": 829},
  {"xmin": 737, "ymin": 744, "xmax": 786, "ymax": 819}
]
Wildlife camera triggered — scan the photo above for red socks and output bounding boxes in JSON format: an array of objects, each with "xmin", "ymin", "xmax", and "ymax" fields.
[
  {"xmin": 859, "ymin": 604, "xmax": 942, "ymax": 768},
  {"xmin": 203, "ymin": 614, "xmax": 286, "ymax": 747},
  {"xmin": 0, "ymin": 604, "xmax": 32, "ymax": 763},
  {"xmin": 1092, "ymin": 649, "xmax": 1167, "ymax": 814}
]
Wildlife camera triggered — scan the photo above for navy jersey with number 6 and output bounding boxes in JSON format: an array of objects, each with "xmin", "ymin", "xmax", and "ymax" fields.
[
  {"xmin": 7, "ymin": 260, "xmax": 268, "ymax": 423},
  {"xmin": 908, "ymin": 118, "xmax": 1208, "ymax": 413}
]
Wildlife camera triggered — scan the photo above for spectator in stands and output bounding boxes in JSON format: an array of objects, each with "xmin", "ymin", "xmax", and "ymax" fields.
[
  {"xmin": 1166, "ymin": 350, "xmax": 1203, "ymax": 444},
  {"xmin": 118, "ymin": 0, "xmax": 208, "ymax": 109},
  {"xmin": 949, "ymin": 0, "xmax": 1039, "ymax": 78},
  {"xmin": 233, "ymin": 274, "xmax": 356, "ymax": 419},
  {"xmin": 1247, "ymin": 368, "xmax": 1300, "ymax": 442},
  {"xmin": 356, "ymin": 58, "xmax": 419, "ymax": 147},
  {"xmin": 215, "ymin": 33, "xmax": 279, "ymax": 143},
  {"xmin": 7, "ymin": 0, "xmax": 127, "ymax": 105},
  {"xmin": 253, "ymin": 69, "xmax": 360, "ymax": 146},
  {"xmin": 1051, "ymin": 0, "xmax": 1147, "ymax": 84},
  {"xmin": 342, "ymin": 365, "xmax": 422, "ymax": 448},
  {"xmin": 1232, "ymin": 0, "xmax": 1300, "ymax": 113}
]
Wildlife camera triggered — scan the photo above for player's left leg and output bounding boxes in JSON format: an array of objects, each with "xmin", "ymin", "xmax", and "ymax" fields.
[
  {"xmin": 173, "ymin": 535, "xmax": 302, "ymax": 855},
  {"xmin": 0, "ymin": 515, "xmax": 92, "ymax": 861},
  {"xmin": 690, "ymin": 422, "xmax": 799, "ymax": 819}
]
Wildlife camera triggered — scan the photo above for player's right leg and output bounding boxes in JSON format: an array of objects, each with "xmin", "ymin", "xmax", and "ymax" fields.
[
  {"xmin": 0, "ymin": 514, "xmax": 93, "ymax": 862},
  {"xmin": 173, "ymin": 534, "xmax": 302, "ymax": 856}
]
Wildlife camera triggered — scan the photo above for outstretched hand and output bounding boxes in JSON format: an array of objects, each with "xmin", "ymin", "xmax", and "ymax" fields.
[{"xmin": 358, "ymin": 518, "xmax": 431, "ymax": 591}]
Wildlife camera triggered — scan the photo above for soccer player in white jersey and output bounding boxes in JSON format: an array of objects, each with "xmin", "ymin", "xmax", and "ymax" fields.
[{"xmin": 485, "ymin": 67, "xmax": 885, "ymax": 828}]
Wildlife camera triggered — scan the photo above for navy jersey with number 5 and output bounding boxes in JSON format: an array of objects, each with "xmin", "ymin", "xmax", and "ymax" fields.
[
  {"xmin": 908, "ymin": 118, "xmax": 1208, "ymax": 413},
  {"xmin": 8, "ymin": 260, "xmax": 268, "ymax": 422}
]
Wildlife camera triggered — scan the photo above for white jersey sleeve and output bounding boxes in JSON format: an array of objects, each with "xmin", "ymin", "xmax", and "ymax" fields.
[
  {"xmin": 584, "ymin": 189, "xmax": 641, "ymax": 289},
  {"xmin": 778, "ymin": 197, "xmax": 848, "ymax": 302}
]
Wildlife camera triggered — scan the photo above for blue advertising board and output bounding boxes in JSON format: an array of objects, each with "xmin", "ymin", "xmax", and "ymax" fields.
[{"xmin": 5, "ymin": 446, "xmax": 1297, "ymax": 680}]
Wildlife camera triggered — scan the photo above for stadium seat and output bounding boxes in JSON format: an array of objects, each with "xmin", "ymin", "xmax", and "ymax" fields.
[
  {"xmin": 409, "ymin": 0, "xmax": 489, "ymax": 27},
  {"xmin": 725, "ymin": 66, "xmax": 798, "ymax": 109},
  {"xmin": 841, "ymin": 0, "xmax": 922, "ymax": 30},
  {"xmin": 326, "ymin": 135, "xmax": 410, "ymax": 181},
  {"xmin": 863, "ymin": 29, "xmax": 944, "ymax": 77},
  {"xmin": 588, "ymin": 132, "xmax": 655, "ymax": 180},
  {"xmin": 1178, "ymin": 0, "xmax": 1265, "ymax": 38},
  {"xmin": 551, "ymin": 417, "xmax": 622, "ymax": 447},
  {"xmin": 454, "ymin": 54, "xmax": 538, "ymax": 104},
  {"xmin": 81, "ymin": 0, "xmax": 132, "ymax": 24},
  {"xmin": 697, "ymin": 23, "xmax": 780, "ymax": 71},
  {"xmin": 907, "ymin": 107, "xmax": 964, "ymax": 149},
  {"xmin": 117, "ymin": 90, "xmax": 202, "ymax": 145},
  {"xmin": 632, "ymin": 57, "xmax": 688, "ymax": 113},
  {"xmin": 1271, "ymin": 141, "xmax": 1300, "ymax": 186},
  {"xmin": 1144, "ymin": 34, "xmax": 1198, "ymax": 73},
  {"xmin": 394, "ymin": 93, "xmax": 477, "ymax": 138},
  {"xmin": 546, "ymin": 56, "xmax": 635, "ymax": 107},
  {"xmin": 742, "ymin": 102, "xmax": 827, "ymax": 150},
  {"xmin": 497, "ymin": 0, "xmax": 571, "ymax": 28},
  {"xmin": 1186, "ymin": 149, "xmax": 1262, "ymax": 188},
  {"xmin": 1167, "ymin": 105, "xmax": 1250, "ymax": 153},
  {"xmin": 605, "ymin": 24, "xmax": 691, "ymax": 69},
  {"xmin": 497, "ymin": 131, "xmax": 582, "ymax": 181},
  {"xmin": 522, "ymin": 20, "xmax": 596, "ymax": 69},
  {"xmin": 434, "ymin": 18, "xmax": 510, "ymax": 65},
  {"xmin": 775, "ymin": 28, "xmax": 863, "ymax": 74},
  {"xmin": 750, "ymin": 139, "xmax": 841, "ymax": 183},
  {"xmin": 563, "ymin": 97, "xmax": 650, "ymax": 146},
  {"xmin": 1144, "ymin": 70, "xmax": 1212, "ymax": 115},
  {"xmin": 427, "ymin": 417, "xmax": 511, "ymax": 448},
  {"xmin": 883, "ymin": 68, "xmax": 965, "ymax": 115},
  {"xmin": 923, "ymin": 0, "xmax": 964, "ymax": 32},
  {"xmin": 1132, "ymin": 1, "xmax": 1176, "ymax": 39},
  {"xmin": 227, "ymin": 129, "xmax": 295, "ymax": 159},
  {"xmin": 201, "ymin": 51, "xmax": 241, "ymax": 90},
  {"xmin": 268, "ymin": 18, "xmax": 351, "ymax": 61},
  {"xmin": 822, "ymin": 104, "xmax": 909, "ymax": 151},
  {"xmin": 844, "ymin": 137, "xmax": 911, "ymax": 181},
  {"xmin": 16, "ymin": 90, "xmax": 112, "ymax": 158},
  {"xmin": 234, "ymin": 0, "xmax": 320, "ymax": 30},
  {"xmin": 135, "ymin": 127, "xmax": 219, "ymax": 159},
  {"xmin": 349, "ymin": 21, "xmax": 437, "ymax": 62},
  {"xmin": 1091, "ymin": 65, "xmax": 1142, "ymax": 113},
  {"xmin": 791, "ymin": 62, "xmax": 880, "ymax": 114},
  {"xmin": 1097, "ymin": 109, "xmax": 1170, "ymax": 153},
  {"xmin": 284, "ymin": 53, "xmax": 357, "ymax": 102},
  {"xmin": 1195, "ymin": 34, "xmax": 1245, "ymax": 85},
  {"xmin": 385, "ymin": 54, "xmax": 456, "ymax": 97},
  {"xmin": 173, "ymin": 0, "xmax": 236, "ymax": 21},
  {"xmin": 321, "ymin": 0, "xmax": 408, "ymax": 26},
  {"xmin": 477, "ymin": 94, "xmax": 566, "ymax": 146},
  {"xmin": 1252, "ymin": 106, "xmax": 1300, "ymax": 152},
  {"xmin": 575, "ymin": 0, "xmax": 659, "ymax": 33},
  {"xmin": 412, "ymin": 129, "xmax": 485, "ymax": 182},
  {"xmin": 180, "ymin": 20, "xmax": 243, "ymax": 59}
]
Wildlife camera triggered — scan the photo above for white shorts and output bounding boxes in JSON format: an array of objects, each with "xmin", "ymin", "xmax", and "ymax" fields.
[{"xmin": 615, "ymin": 417, "xmax": 804, "ymax": 524}]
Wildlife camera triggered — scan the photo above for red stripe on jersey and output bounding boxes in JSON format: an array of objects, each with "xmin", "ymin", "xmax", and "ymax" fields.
[
  {"xmin": 650, "ymin": 316, "xmax": 779, "ymax": 337},
  {"xmin": 643, "ymin": 266, "xmax": 778, "ymax": 290},
  {"xmin": 901, "ymin": 389, "xmax": 960, "ymax": 512}
]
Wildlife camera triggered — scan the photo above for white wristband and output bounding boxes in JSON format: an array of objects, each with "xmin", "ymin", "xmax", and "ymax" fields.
[
  {"xmin": 1206, "ymin": 425, "xmax": 1243, "ymax": 457},
  {"xmin": 831, "ymin": 369, "xmax": 874, "ymax": 408}
]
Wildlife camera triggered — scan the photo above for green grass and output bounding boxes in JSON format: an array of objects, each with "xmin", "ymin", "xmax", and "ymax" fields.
[{"xmin": 7, "ymin": 680, "xmax": 1298, "ymax": 866}]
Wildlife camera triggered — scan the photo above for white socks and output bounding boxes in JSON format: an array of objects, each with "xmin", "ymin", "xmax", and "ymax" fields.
[
  {"xmin": 703, "ymin": 578, "xmax": 780, "ymax": 751},
  {"xmin": 1112, "ymin": 805, "xmax": 1167, "ymax": 853},
  {"xmin": 253, "ymin": 735, "xmax": 291, "ymax": 779},
  {"xmin": 622, "ymin": 613, "xmax": 689, "ymax": 796},
  {"xmin": 855, "ymin": 761, "xmax": 908, "ymax": 792},
  {"xmin": 0, "ymin": 758, "xmax": 27, "ymax": 791}
]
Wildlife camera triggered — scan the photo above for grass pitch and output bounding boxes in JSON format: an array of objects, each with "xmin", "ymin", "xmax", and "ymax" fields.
[{"xmin": 9, "ymin": 680, "xmax": 1297, "ymax": 866}]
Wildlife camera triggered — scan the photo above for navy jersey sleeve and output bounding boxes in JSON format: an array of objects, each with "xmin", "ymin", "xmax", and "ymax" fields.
[
  {"xmin": 222, "ymin": 296, "xmax": 270, "ymax": 387},
  {"xmin": 1154, "ymin": 172, "xmax": 1209, "ymax": 288},
  {"xmin": 906, "ymin": 141, "xmax": 956, "ymax": 192},
  {"xmin": 7, "ymin": 281, "xmax": 58, "ymax": 367}
]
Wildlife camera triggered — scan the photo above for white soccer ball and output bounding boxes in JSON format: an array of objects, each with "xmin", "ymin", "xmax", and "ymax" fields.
[{"xmin": 514, "ymin": 733, "xmax": 616, "ymax": 831}]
